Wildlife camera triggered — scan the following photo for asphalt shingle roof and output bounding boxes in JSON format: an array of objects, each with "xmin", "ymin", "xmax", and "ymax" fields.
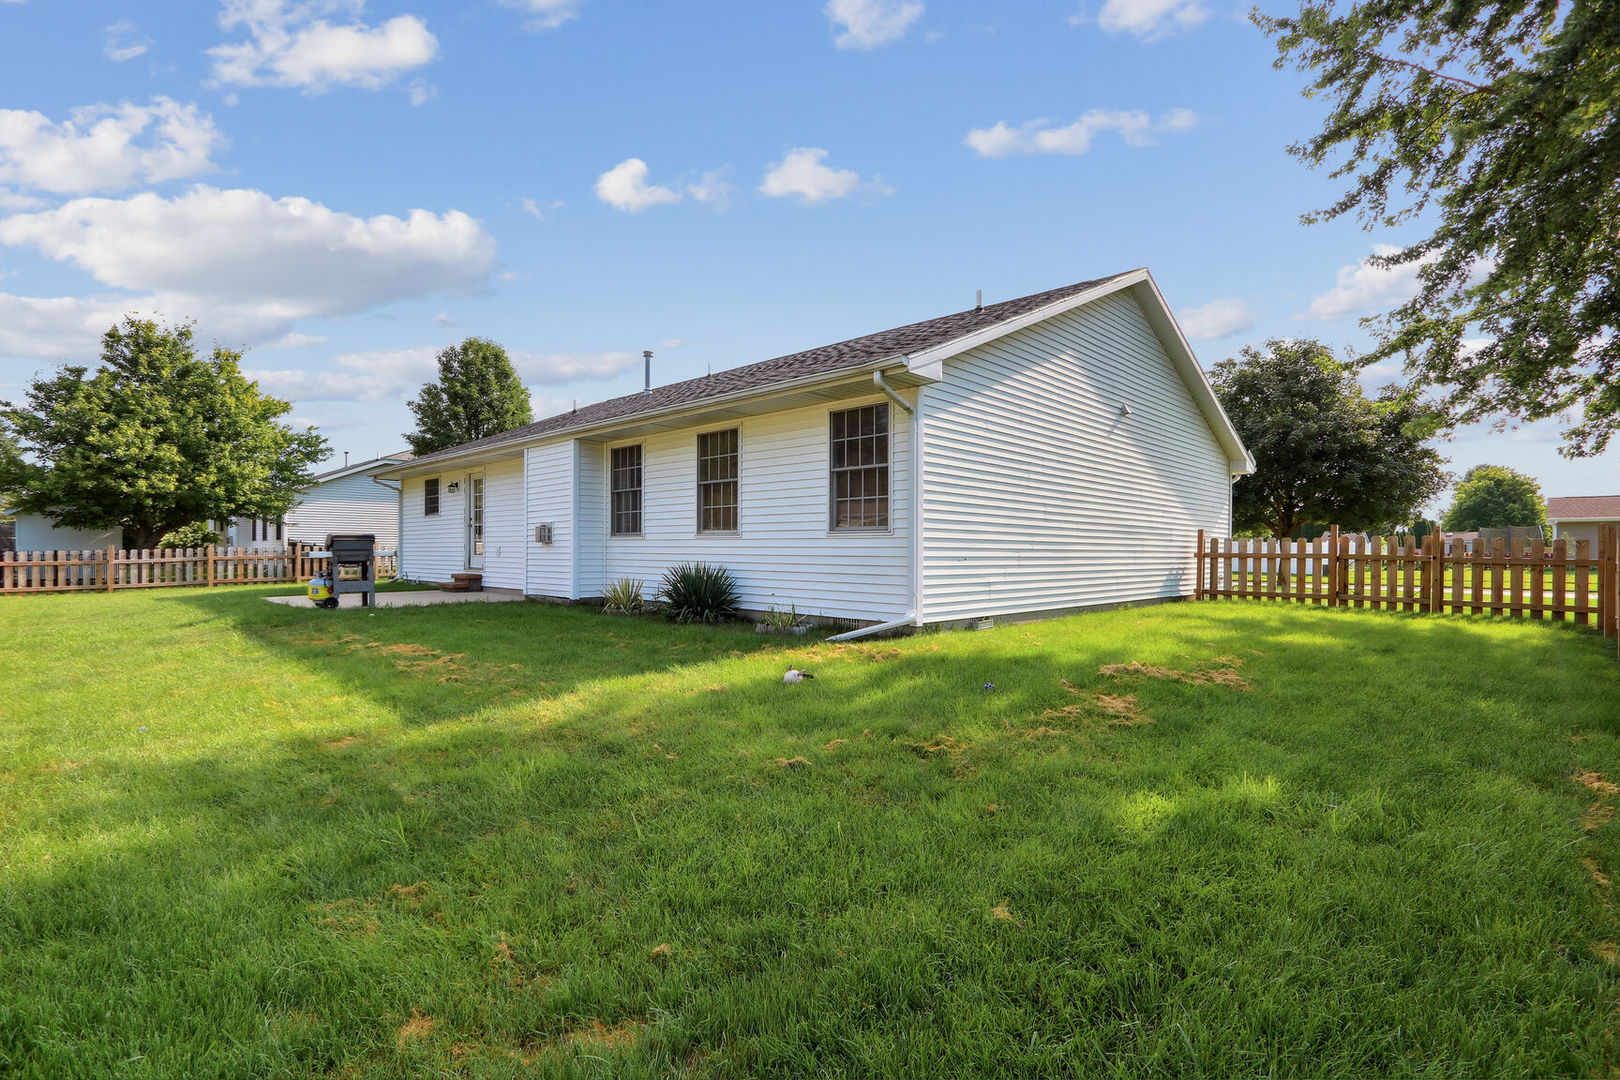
[
  {"xmin": 403, "ymin": 272, "xmax": 1133, "ymax": 468},
  {"xmin": 1547, "ymin": 495, "xmax": 1620, "ymax": 520}
]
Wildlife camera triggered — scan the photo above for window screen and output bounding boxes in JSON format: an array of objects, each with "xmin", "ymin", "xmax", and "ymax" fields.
[
  {"xmin": 697, "ymin": 428, "xmax": 739, "ymax": 533},
  {"xmin": 424, "ymin": 477, "xmax": 440, "ymax": 517},
  {"xmin": 610, "ymin": 444, "xmax": 643, "ymax": 535},
  {"xmin": 830, "ymin": 404, "xmax": 889, "ymax": 529}
]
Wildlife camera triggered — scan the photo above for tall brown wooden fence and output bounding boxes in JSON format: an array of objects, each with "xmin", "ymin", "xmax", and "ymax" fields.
[
  {"xmin": 1195, "ymin": 525, "xmax": 1620, "ymax": 653},
  {"xmin": 0, "ymin": 543, "xmax": 398, "ymax": 596}
]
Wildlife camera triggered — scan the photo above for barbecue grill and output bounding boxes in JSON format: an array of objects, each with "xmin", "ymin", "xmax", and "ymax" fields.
[{"xmin": 314, "ymin": 533, "xmax": 377, "ymax": 608}]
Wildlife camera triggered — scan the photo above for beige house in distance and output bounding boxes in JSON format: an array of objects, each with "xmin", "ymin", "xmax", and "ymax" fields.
[{"xmin": 1547, "ymin": 496, "xmax": 1620, "ymax": 548}]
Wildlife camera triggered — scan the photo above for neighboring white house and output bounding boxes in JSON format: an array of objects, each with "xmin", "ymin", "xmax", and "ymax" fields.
[
  {"xmin": 377, "ymin": 270, "xmax": 1254, "ymax": 626},
  {"xmin": 1547, "ymin": 496, "xmax": 1620, "ymax": 549},
  {"xmin": 231, "ymin": 453, "xmax": 411, "ymax": 551},
  {"xmin": 10, "ymin": 514, "xmax": 123, "ymax": 552}
]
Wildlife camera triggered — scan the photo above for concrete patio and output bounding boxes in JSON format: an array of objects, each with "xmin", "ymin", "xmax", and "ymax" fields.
[{"xmin": 264, "ymin": 588, "xmax": 527, "ymax": 609}]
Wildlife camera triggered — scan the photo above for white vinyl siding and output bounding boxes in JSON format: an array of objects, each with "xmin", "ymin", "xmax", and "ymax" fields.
[
  {"xmin": 561, "ymin": 395, "xmax": 911, "ymax": 621},
  {"xmin": 525, "ymin": 441, "xmax": 575, "ymax": 597},
  {"xmin": 13, "ymin": 515, "xmax": 123, "ymax": 552},
  {"xmin": 918, "ymin": 290, "xmax": 1232, "ymax": 622},
  {"xmin": 399, "ymin": 473, "xmax": 464, "ymax": 584},
  {"xmin": 574, "ymin": 442, "xmax": 608, "ymax": 597},
  {"xmin": 282, "ymin": 472, "xmax": 401, "ymax": 550},
  {"xmin": 477, "ymin": 457, "xmax": 526, "ymax": 590},
  {"xmin": 1554, "ymin": 522, "xmax": 1607, "ymax": 548}
]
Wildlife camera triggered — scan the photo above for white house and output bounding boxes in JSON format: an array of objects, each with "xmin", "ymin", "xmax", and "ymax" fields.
[
  {"xmin": 11, "ymin": 514, "xmax": 123, "ymax": 552},
  {"xmin": 378, "ymin": 270, "xmax": 1254, "ymax": 627},
  {"xmin": 231, "ymin": 453, "xmax": 410, "ymax": 551},
  {"xmin": 1547, "ymin": 496, "xmax": 1620, "ymax": 548}
]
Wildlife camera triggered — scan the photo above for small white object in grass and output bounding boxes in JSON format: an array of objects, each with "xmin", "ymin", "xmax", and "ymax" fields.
[{"xmin": 783, "ymin": 667, "xmax": 815, "ymax": 683}]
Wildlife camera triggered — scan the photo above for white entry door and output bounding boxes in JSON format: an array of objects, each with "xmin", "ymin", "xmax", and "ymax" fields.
[{"xmin": 466, "ymin": 472, "xmax": 485, "ymax": 569}]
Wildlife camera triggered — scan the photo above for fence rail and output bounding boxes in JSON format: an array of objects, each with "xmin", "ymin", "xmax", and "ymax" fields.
[
  {"xmin": 1195, "ymin": 525, "xmax": 1620, "ymax": 651},
  {"xmin": 0, "ymin": 543, "xmax": 397, "ymax": 596}
]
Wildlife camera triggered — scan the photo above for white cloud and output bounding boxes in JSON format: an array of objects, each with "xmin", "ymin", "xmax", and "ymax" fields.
[
  {"xmin": 594, "ymin": 158, "xmax": 683, "ymax": 213},
  {"xmin": 1302, "ymin": 244, "xmax": 1429, "ymax": 320},
  {"xmin": 511, "ymin": 350, "xmax": 640, "ymax": 383},
  {"xmin": 265, "ymin": 331, "xmax": 327, "ymax": 348},
  {"xmin": 686, "ymin": 168, "xmax": 734, "ymax": 208},
  {"xmin": 759, "ymin": 148, "xmax": 886, "ymax": 205},
  {"xmin": 1178, "ymin": 297, "xmax": 1252, "ymax": 340},
  {"xmin": 825, "ymin": 0, "xmax": 924, "ymax": 49},
  {"xmin": 243, "ymin": 345, "xmax": 638, "ymax": 403},
  {"xmin": 1078, "ymin": 0, "xmax": 1208, "ymax": 38},
  {"xmin": 0, "ymin": 98, "xmax": 224, "ymax": 195},
  {"xmin": 0, "ymin": 293, "xmax": 138, "ymax": 361},
  {"xmin": 965, "ymin": 109, "xmax": 1196, "ymax": 157},
  {"xmin": 209, "ymin": 0, "xmax": 438, "ymax": 94},
  {"xmin": 495, "ymin": 0, "xmax": 580, "ymax": 30},
  {"xmin": 0, "ymin": 186, "xmax": 495, "ymax": 359},
  {"xmin": 103, "ymin": 19, "xmax": 154, "ymax": 61},
  {"xmin": 0, "ymin": 188, "xmax": 47, "ymax": 212}
]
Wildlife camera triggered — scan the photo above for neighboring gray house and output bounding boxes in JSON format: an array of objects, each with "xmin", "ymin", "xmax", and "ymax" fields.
[
  {"xmin": 378, "ymin": 270, "xmax": 1254, "ymax": 626},
  {"xmin": 11, "ymin": 514, "xmax": 124, "ymax": 552},
  {"xmin": 1547, "ymin": 496, "xmax": 1620, "ymax": 549},
  {"xmin": 232, "ymin": 453, "xmax": 410, "ymax": 551}
]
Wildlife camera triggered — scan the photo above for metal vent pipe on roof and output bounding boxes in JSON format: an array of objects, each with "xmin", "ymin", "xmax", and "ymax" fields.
[
  {"xmin": 975, "ymin": 289, "xmax": 982, "ymax": 311},
  {"xmin": 643, "ymin": 350, "xmax": 653, "ymax": 395}
]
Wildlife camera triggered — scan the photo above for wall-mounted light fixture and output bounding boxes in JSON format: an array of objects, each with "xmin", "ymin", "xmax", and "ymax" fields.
[{"xmin": 1120, "ymin": 404, "xmax": 1133, "ymax": 417}]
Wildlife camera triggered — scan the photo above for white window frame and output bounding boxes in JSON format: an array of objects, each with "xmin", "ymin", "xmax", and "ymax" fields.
[
  {"xmin": 828, "ymin": 403, "xmax": 890, "ymax": 531},
  {"xmin": 609, "ymin": 442, "xmax": 644, "ymax": 538},
  {"xmin": 423, "ymin": 477, "xmax": 441, "ymax": 518},
  {"xmin": 696, "ymin": 427, "xmax": 740, "ymax": 535}
]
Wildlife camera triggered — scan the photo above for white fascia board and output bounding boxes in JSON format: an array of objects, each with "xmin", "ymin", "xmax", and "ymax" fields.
[
  {"xmin": 1550, "ymin": 516, "xmax": 1620, "ymax": 524},
  {"xmin": 900, "ymin": 269, "xmax": 1256, "ymax": 476}
]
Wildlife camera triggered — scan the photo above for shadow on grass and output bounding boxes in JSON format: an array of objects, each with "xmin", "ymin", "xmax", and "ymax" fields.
[{"xmin": 7, "ymin": 596, "xmax": 1620, "ymax": 1077}]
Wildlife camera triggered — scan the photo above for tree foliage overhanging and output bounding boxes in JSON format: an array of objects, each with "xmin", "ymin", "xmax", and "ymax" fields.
[
  {"xmin": 1440, "ymin": 463, "xmax": 1548, "ymax": 531},
  {"xmin": 1212, "ymin": 338, "xmax": 1450, "ymax": 538},
  {"xmin": 1255, "ymin": 0, "xmax": 1620, "ymax": 456},
  {"xmin": 0, "ymin": 318, "xmax": 328, "ymax": 550},
  {"xmin": 405, "ymin": 337, "xmax": 533, "ymax": 456}
]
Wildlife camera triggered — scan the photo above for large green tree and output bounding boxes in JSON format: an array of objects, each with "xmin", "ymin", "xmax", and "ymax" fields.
[
  {"xmin": 405, "ymin": 337, "xmax": 533, "ymax": 456},
  {"xmin": 1212, "ymin": 338, "xmax": 1450, "ymax": 538},
  {"xmin": 0, "ymin": 318, "xmax": 328, "ymax": 549},
  {"xmin": 1256, "ymin": 0, "xmax": 1620, "ymax": 455},
  {"xmin": 1440, "ymin": 464, "xmax": 1547, "ymax": 532}
]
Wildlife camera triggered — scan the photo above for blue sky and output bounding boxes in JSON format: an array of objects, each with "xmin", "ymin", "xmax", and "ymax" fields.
[{"xmin": 0, "ymin": 0, "xmax": 1612, "ymax": 510}]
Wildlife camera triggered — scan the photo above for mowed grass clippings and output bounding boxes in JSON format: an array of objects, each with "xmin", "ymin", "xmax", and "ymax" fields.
[{"xmin": 1, "ymin": 588, "xmax": 1619, "ymax": 1078}]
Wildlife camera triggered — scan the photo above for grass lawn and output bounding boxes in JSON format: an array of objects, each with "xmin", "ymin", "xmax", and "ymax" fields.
[{"xmin": 3, "ymin": 588, "xmax": 1620, "ymax": 1077}]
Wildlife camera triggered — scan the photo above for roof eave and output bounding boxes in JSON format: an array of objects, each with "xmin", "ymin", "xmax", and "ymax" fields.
[{"xmin": 377, "ymin": 357, "xmax": 913, "ymax": 479}]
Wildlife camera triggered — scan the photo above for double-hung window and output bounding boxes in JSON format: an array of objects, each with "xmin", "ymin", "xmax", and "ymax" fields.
[
  {"xmin": 697, "ymin": 428, "xmax": 739, "ymax": 533},
  {"xmin": 829, "ymin": 403, "xmax": 889, "ymax": 530},
  {"xmin": 423, "ymin": 477, "xmax": 440, "ymax": 517},
  {"xmin": 610, "ymin": 444, "xmax": 643, "ymax": 536}
]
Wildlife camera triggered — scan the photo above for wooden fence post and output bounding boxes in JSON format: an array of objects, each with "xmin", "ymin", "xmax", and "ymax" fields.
[
  {"xmin": 1195, "ymin": 529, "xmax": 1204, "ymax": 600},
  {"xmin": 105, "ymin": 546, "xmax": 116, "ymax": 593},
  {"xmin": 206, "ymin": 544, "xmax": 216, "ymax": 587},
  {"xmin": 1600, "ymin": 523, "xmax": 1618, "ymax": 641},
  {"xmin": 1328, "ymin": 525, "xmax": 1341, "ymax": 608}
]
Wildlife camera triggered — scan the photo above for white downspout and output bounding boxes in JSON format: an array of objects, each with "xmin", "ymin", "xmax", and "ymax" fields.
[
  {"xmin": 370, "ymin": 475, "xmax": 402, "ymax": 580},
  {"xmin": 832, "ymin": 369, "xmax": 919, "ymax": 642}
]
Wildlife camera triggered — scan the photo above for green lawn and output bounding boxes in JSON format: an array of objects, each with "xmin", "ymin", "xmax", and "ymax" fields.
[{"xmin": 3, "ymin": 588, "xmax": 1620, "ymax": 1078}]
